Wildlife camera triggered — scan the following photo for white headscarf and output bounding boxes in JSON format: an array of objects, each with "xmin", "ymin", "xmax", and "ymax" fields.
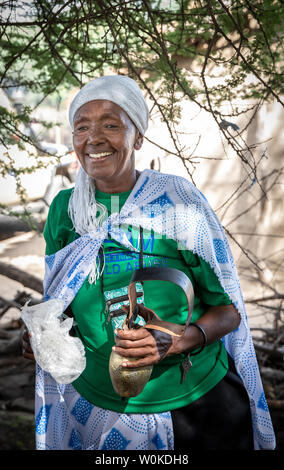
[{"xmin": 69, "ymin": 74, "xmax": 149, "ymax": 136}]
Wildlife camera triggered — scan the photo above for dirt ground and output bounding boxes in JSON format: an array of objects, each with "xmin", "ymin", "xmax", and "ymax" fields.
[{"xmin": 0, "ymin": 228, "xmax": 283, "ymax": 451}]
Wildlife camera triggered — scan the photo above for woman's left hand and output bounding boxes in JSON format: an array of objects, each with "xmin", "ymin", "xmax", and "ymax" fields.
[{"xmin": 113, "ymin": 326, "xmax": 182, "ymax": 368}]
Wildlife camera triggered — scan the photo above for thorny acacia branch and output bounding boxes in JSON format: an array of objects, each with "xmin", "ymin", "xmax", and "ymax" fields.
[{"xmin": 0, "ymin": 0, "xmax": 283, "ymax": 327}]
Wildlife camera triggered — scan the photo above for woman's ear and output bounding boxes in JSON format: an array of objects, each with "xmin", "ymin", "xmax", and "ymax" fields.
[{"xmin": 134, "ymin": 132, "xmax": 144, "ymax": 150}]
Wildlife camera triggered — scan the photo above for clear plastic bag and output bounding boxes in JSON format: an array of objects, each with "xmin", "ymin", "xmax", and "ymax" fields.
[{"xmin": 21, "ymin": 298, "xmax": 86, "ymax": 384}]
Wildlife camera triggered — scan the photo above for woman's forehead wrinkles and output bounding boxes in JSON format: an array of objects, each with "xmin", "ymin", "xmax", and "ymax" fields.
[
  {"xmin": 73, "ymin": 114, "xmax": 88, "ymax": 124},
  {"xmin": 74, "ymin": 110, "xmax": 124, "ymax": 125}
]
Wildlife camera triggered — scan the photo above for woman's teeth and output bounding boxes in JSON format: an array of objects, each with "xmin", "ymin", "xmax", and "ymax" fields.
[{"xmin": 89, "ymin": 152, "xmax": 113, "ymax": 159}]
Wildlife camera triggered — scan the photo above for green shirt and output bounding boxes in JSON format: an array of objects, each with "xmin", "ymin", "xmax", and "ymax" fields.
[{"xmin": 43, "ymin": 188, "xmax": 232, "ymax": 413}]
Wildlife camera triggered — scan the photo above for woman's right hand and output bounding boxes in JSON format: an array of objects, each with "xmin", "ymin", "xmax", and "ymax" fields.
[{"xmin": 22, "ymin": 328, "xmax": 35, "ymax": 360}]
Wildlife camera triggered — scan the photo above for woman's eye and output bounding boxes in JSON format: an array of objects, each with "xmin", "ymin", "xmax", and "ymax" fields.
[
  {"xmin": 105, "ymin": 124, "xmax": 118, "ymax": 129},
  {"xmin": 74, "ymin": 126, "xmax": 88, "ymax": 133}
]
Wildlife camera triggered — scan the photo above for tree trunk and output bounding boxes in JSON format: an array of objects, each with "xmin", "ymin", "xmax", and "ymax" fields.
[{"xmin": 0, "ymin": 262, "xmax": 43, "ymax": 295}]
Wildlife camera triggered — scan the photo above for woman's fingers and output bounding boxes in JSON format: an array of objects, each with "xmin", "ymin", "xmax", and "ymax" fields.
[
  {"xmin": 115, "ymin": 328, "xmax": 154, "ymax": 346},
  {"xmin": 115, "ymin": 326, "xmax": 151, "ymax": 340},
  {"xmin": 114, "ymin": 327, "xmax": 160, "ymax": 366},
  {"xmin": 113, "ymin": 344, "xmax": 157, "ymax": 358},
  {"xmin": 23, "ymin": 350, "xmax": 35, "ymax": 360},
  {"xmin": 22, "ymin": 328, "xmax": 35, "ymax": 360},
  {"xmin": 119, "ymin": 355, "xmax": 159, "ymax": 368}
]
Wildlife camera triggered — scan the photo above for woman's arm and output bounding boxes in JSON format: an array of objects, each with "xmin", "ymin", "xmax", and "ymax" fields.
[{"xmin": 113, "ymin": 303, "xmax": 240, "ymax": 368}]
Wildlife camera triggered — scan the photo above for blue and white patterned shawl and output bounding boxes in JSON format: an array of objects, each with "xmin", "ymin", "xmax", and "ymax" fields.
[{"xmin": 44, "ymin": 168, "xmax": 275, "ymax": 450}]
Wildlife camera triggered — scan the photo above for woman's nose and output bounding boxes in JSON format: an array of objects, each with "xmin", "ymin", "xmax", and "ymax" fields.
[{"xmin": 87, "ymin": 126, "xmax": 105, "ymax": 144}]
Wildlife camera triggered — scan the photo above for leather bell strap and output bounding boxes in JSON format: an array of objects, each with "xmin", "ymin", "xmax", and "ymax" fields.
[{"xmin": 127, "ymin": 266, "xmax": 194, "ymax": 336}]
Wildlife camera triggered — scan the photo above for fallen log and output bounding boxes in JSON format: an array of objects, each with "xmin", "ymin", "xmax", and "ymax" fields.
[
  {"xmin": 0, "ymin": 261, "xmax": 43, "ymax": 295},
  {"xmin": 267, "ymin": 400, "xmax": 284, "ymax": 410},
  {"xmin": 6, "ymin": 397, "xmax": 35, "ymax": 414},
  {"xmin": 260, "ymin": 367, "xmax": 284, "ymax": 382},
  {"xmin": 0, "ymin": 356, "xmax": 27, "ymax": 368},
  {"xmin": 0, "ymin": 333, "xmax": 22, "ymax": 356},
  {"xmin": 253, "ymin": 341, "xmax": 284, "ymax": 360},
  {"xmin": 0, "ymin": 328, "xmax": 14, "ymax": 340}
]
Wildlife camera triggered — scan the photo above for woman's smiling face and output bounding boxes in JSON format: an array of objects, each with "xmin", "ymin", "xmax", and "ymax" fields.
[{"xmin": 72, "ymin": 100, "xmax": 143, "ymax": 193}]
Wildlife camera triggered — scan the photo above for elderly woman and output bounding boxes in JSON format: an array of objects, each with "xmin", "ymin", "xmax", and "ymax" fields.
[{"xmin": 23, "ymin": 75, "xmax": 275, "ymax": 451}]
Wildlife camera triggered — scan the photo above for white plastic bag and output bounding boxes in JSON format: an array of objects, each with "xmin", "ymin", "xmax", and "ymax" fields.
[{"xmin": 21, "ymin": 299, "xmax": 86, "ymax": 384}]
